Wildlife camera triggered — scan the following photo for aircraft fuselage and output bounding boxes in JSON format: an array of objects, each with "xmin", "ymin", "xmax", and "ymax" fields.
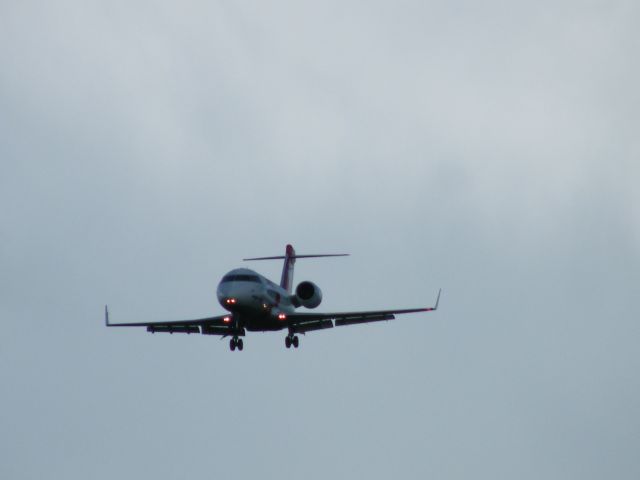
[{"xmin": 216, "ymin": 268, "xmax": 296, "ymax": 332}]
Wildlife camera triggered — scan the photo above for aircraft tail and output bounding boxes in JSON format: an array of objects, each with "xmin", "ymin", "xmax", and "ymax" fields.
[
  {"xmin": 243, "ymin": 244, "xmax": 349, "ymax": 294},
  {"xmin": 281, "ymin": 244, "xmax": 296, "ymax": 293}
]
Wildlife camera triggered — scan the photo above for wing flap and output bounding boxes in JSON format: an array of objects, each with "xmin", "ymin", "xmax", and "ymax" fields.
[
  {"xmin": 147, "ymin": 325, "xmax": 200, "ymax": 334},
  {"xmin": 201, "ymin": 325, "xmax": 244, "ymax": 336},
  {"xmin": 285, "ymin": 288, "xmax": 440, "ymax": 329},
  {"xmin": 289, "ymin": 319, "xmax": 334, "ymax": 334},
  {"xmin": 334, "ymin": 314, "xmax": 395, "ymax": 326},
  {"xmin": 105, "ymin": 306, "xmax": 233, "ymax": 335}
]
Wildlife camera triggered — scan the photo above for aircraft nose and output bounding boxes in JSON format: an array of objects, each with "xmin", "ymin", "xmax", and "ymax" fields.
[
  {"xmin": 217, "ymin": 284, "xmax": 253, "ymax": 310},
  {"xmin": 217, "ymin": 284, "xmax": 232, "ymax": 305}
]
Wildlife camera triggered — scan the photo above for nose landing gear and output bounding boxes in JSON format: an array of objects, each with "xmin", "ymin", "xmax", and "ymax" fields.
[
  {"xmin": 229, "ymin": 337, "xmax": 243, "ymax": 351},
  {"xmin": 285, "ymin": 335, "xmax": 299, "ymax": 349}
]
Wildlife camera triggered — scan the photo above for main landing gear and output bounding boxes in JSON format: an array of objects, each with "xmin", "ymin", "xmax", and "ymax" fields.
[
  {"xmin": 285, "ymin": 335, "xmax": 299, "ymax": 349},
  {"xmin": 229, "ymin": 336, "xmax": 243, "ymax": 351}
]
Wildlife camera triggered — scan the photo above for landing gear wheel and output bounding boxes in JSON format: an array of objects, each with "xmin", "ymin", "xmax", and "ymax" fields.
[
  {"xmin": 292, "ymin": 336, "xmax": 299, "ymax": 348},
  {"xmin": 285, "ymin": 336, "xmax": 292, "ymax": 349},
  {"xmin": 237, "ymin": 338, "xmax": 244, "ymax": 351},
  {"xmin": 229, "ymin": 338, "xmax": 236, "ymax": 351}
]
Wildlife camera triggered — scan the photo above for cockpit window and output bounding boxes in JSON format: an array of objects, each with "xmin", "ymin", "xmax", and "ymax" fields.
[{"xmin": 221, "ymin": 274, "xmax": 261, "ymax": 283}]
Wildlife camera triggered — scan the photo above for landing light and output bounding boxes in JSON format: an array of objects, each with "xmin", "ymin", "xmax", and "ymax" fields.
[
  {"xmin": 225, "ymin": 298, "xmax": 237, "ymax": 305},
  {"xmin": 278, "ymin": 313, "xmax": 287, "ymax": 320},
  {"xmin": 223, "ymin": 316, "xmax": 231, "ymax": 323}
]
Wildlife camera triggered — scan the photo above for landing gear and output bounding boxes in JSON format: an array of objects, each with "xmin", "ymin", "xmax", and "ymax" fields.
[
  {"xmin": 229, "ymin": 337, "xmax": 244, "ymax": 351},
  {"xmin": 285, "ymin": 335, "xmax": 299, "ymax": 349}
]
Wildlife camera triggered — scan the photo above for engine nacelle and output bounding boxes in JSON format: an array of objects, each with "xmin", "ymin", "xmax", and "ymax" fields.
[{"xmin": 294, "ymin": 281, "xmax": 323, "ymax": 309}]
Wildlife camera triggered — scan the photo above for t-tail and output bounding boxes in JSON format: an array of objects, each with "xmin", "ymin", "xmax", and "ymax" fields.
[{"xmin": 243, "ymin": 244, "xmax": 349, "ymax": 293}]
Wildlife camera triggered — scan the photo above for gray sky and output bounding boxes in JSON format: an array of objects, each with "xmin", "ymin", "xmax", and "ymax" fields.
[{"xmin": 1, "ymin": 1, "xmax": 639, "ymax": 479}]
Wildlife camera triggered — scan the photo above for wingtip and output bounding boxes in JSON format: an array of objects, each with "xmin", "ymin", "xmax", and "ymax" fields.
[
  {"xmin": 104, "ymin": 305, "xmax": 109, "ymax": 326},
  {"xmin": 434, "ymin": 289, "xmax": 442, "ymax": 310}
]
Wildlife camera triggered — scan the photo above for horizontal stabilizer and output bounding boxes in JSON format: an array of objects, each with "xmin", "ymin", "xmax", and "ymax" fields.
[{"xmin": 243, "ymin": 254, "xmax": 349, "ymax": 261}]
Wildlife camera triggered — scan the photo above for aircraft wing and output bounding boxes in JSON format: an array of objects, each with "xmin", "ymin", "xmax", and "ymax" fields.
[
  {"xmin": 104, "ymin": 307, "xmax": 238, "ymax": 336},
  {"xmin": 287, "ymin": 290, "xmax": 441, "ymax": 329}
]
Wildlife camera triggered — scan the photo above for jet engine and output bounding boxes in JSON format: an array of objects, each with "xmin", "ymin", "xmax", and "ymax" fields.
[{"xmin": 294, "ymin": 281, "xmax": 323, "ymax": 309}]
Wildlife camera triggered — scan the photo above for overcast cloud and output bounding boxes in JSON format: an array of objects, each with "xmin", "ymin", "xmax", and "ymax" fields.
[{"xmin": 1, "ymin": 1, "xmax": 639, "ymax": 479}]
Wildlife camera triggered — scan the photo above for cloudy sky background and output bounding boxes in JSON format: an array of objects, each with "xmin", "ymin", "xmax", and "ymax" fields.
[{"xmin": 1, "ymin": 1, "xmax": 639, "ymax": 478}]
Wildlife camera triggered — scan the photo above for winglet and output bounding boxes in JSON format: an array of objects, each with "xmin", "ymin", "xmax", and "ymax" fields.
[
  {"xmin": 105, "ymin": 305, "xmax": 110, "ymax": 326},
  {"xmin": 434, "ymin": 289, "xmax": 442, "ymax": 310}
]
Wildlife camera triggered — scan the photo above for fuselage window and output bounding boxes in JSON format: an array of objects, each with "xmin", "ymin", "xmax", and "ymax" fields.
[{"xmin": 222, "ymin": 274, "xmax": 261, "ymax": 283}]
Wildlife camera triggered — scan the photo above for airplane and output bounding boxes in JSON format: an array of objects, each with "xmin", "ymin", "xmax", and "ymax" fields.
[{"xmin": 105, "ymin": 244, "xmax": 440, "ymax": 351}]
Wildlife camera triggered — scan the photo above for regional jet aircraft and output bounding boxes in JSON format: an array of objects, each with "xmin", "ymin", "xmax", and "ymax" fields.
[{"xmin": 105, "ymin": 244, "xmax": 440, "ymax": 351}]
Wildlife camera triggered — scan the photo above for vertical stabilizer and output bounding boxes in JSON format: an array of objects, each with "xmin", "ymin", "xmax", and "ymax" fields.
[{"xmin": 280, "ymin": 244, "xmax": 296, "ymax": 293}]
